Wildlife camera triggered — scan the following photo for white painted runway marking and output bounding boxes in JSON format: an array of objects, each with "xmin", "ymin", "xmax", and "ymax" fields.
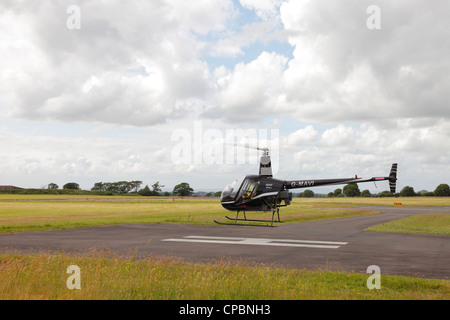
[{"xmin": 162, "ymin": 236, "xmax": 348, "ymax": 249}]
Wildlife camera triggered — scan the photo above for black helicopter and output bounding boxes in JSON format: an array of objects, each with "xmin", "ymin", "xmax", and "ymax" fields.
[{"xmin": 216, "ymin": 147, "xmax": 397, "ymax": 226}]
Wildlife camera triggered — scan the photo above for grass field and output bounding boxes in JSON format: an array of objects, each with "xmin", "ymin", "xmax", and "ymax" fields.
[
  {"xmin": 0, "ymin": 251, "xmax": 448, "ymax": 300},
  {"xmin": 0, "ymin": 195, "xmax": 449, "ymax": 234},
  {"xmin": 0, "ymin": 195, "xmax": 450, "ymax": 233},
  {"xmin": 368, "ymin": 213, "xmax": 450, "ymax": 235},
  {"xmin": 0, "ymin": 196, "xmax": 382, "ymax": 233},
  {"xmin": 0, "ymin": 195, "xmax": 449, "ymax": 300}
]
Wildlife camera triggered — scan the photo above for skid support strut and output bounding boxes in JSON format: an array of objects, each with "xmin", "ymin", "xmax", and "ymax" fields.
[{"xmin": 214, "ymin": 208, "xmax": 282, "ymax": 227}]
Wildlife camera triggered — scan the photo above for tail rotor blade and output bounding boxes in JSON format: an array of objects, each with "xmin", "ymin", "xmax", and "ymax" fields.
[{"xmin": 389, "ymin": 163, "xmax": 398, "ymax": 193}]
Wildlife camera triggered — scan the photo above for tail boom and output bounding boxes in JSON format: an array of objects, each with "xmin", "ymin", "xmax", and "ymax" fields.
[{"xmin": 284, "ymin": 163, "xmax": 398, "ymax": 194}]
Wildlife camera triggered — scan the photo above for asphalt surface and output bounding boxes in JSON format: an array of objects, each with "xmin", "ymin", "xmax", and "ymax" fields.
[{"xmin": 0, "ymin": 205, "xmax": 449, "ymax": 279}]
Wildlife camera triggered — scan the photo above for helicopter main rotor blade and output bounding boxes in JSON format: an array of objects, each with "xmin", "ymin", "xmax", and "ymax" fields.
[{"xmin": 225, "ymin": 142, "xmax": 269, "ymax": 152}]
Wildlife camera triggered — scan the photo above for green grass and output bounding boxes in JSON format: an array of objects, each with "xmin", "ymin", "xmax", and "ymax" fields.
[
  {"xmin": 0, "ymin": 195, "xmax": 448, "ymax": 234},
  {"xmin": 368, "ymin": 213, "xmax": 450, "ymax": 235},
  {"xmin": 1, "ymin": 196, "xmax": 449, "ymax": 300},
  {"xmin": 0, "ymin": 252, "xmax": 448, "ymax": 300},
  {"xmin": 0, "ymin": 196, "xmax": 378, "ymax": 234}
]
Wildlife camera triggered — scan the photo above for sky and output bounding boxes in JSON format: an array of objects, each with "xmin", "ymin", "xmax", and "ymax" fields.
[{"xmin": 1, "ymin": 0, "xmax": 449, "ymax": 194}]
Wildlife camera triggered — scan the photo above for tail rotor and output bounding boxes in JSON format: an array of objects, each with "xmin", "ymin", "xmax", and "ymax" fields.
[{"xmin": 389, "ymin": 163, "xmax": 398, "ymax": 194}]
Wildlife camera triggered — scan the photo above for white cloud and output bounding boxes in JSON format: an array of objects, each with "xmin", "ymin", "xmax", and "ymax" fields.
[
  {"xmin": 208, "ymin": 21, "xmax": 285, "ymax": 58},
  {"xmin": 320, "ymin": 125, "xmax": 355, "ymax": 148},
  {"xmin": 278, "ymin": 119, "xmax": 450, "ymax": 192},
  {"xmin": 0, "ymin": 123, "xmax": 178, "ymax": 189},
  {"xmin": 212, "ymin": 51, "xmax": 288, "ymax": 120},
  {"xmin": 0, "ymin": 1, "xmax": 449, "ymax": 194},
  {"xmin": 283, "ymin": 125, "xmax": 319, "ymax": 146},
  {"xmin": 0, "ymin": 0, "xmax": 233, "ymax": 126},
  {"xmin": 239, "ymin": 0, "xmax": 283, "ymax": 21},
  {"xmin": 202, "ymin": 0, "xmax": 450, "ymax": 126},
  {"xmin": 279, "ymin": 0, "xmax": 450, "ymax": 123},
  {"xmin": 2, "ymin": 0, "xmax": 449, "ymax": 126}
]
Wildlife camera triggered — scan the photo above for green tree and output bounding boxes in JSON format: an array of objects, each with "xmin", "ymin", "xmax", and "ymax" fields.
[
  {"xmin": 47, "ymin": 183, "xmax": 59, "ymax": 190},
  {"xmin": 118, "ymin": 181, "xmax": 132, "ymax": 193},
  {"xmin": 151, "ymin": 181, "xmax": 164, "ymax": 195},
  {"xmin": 173, "ymin": 182, "xmax": 194, "ymax": 197},
  {"xmin": 129, "ymin": 180, "xmax": 143, "ymax": 193},
  {"xmin": 418, "ymin": 190, "xmax": 435, "ymax": 196},
  {"xmin": 63, "ymin": 182, "xmax": 80, "ymax": 190},
  {"xmin": 434, "ymin": 184, "xmax": 450, "ymax": 196},
  {"xmin": 91, "ymin": 182, "xmax": 104, "ymax": 191},
  {"xmin": 400, "ymin": 186, "xmax": 416, "ymax": 197},
  {"xmin": 377, "ymin": 190, "xmax": 394, "ymax": 197},
  {"xmin": 138, "ymin": 185, "xmax": 152, "ymax": 196},
  {"xmin": 302, "ymin": 190, "xmax": 315, "ymax": 198},
  {"xmin": 343, "ymin": 184, "xmax": 360, "ymax": 197},
  {"xmin": 333, "ymin": 188, "xmax": 342, "ymax": 197},
  {"xmin": 361, "ymin": 190, "xmax": 372, "ymax": 197}
]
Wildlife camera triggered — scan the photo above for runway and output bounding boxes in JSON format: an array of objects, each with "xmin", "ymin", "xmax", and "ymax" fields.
[{"xmin": 0, "ymin": 206, "xmax": 449, "ymax": 280}]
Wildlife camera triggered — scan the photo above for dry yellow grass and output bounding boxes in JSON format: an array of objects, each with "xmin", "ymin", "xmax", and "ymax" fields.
[{"xmin": 0, "ymin": 251, "xmax": 448, "ymax": 300}]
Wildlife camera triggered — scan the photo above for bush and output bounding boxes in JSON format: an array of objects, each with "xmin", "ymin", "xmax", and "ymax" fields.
[
  {"xmin": 434, "ymin": 184, "xmax": 450, "ymax": 197},
  {"xmin": 63, "ymin": 182, "xmax": 80, "ymax": 190},
  {"xmin": 400, "ymin": 186, "xmax": 416, "ymax": 197},
  {"xmin": 343, "ymin": 184, "xmax": 360, "ymax": 197},
  {"xmin": 376, "ymin": 191, "xmax": 394, "ymax": 197},
  {"xmin": 298, "ymin": 190, "xmax": 315, "ymax": 198},
  {"xmin": 138, "ymin": 185, "xmax": 152, "ymax": 196}
]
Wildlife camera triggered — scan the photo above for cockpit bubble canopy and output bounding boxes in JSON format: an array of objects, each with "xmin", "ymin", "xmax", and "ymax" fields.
[{"xmin": 221, "ymin": 176, "xmax": 245, "ymax": 202}]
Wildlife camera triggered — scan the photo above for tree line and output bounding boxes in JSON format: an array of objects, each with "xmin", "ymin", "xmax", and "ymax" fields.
[
  {"xmin": 297, "ymin": 183, "xmax": 450, "ymax": 198},
  {"xmin": 16, "ymin": 181, "xmax": 450, "ymax": 198},
  {"xmin": 46, "ymin": 181, "xmax": 196, "ymax": 197}
]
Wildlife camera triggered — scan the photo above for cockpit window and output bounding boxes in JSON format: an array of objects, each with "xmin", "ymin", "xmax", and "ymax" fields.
[
  {"xmin": 238, "ymin": 178, "xmax": 259, "ymax": 200},
  {"xmin": 221, "ymin": 176, "xmax": 245, "ymax": 202}
]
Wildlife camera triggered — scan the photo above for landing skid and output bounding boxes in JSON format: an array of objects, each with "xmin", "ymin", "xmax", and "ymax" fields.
[
  {"xmin": 214, "ymin": 209, "xmax": 282, "ymax": 227},
  {"xmin": 213, "ymin": 220, "xmax": 273, "ymax": 227},
  {"xmin": 225, "ymin": 216, "xmax": 284, "ymax": 223}
]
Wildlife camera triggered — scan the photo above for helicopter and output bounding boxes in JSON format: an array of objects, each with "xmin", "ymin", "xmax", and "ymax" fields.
[{"xmin": 216, "ymin": 147, "xmax": 397, "ymax": 227}]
